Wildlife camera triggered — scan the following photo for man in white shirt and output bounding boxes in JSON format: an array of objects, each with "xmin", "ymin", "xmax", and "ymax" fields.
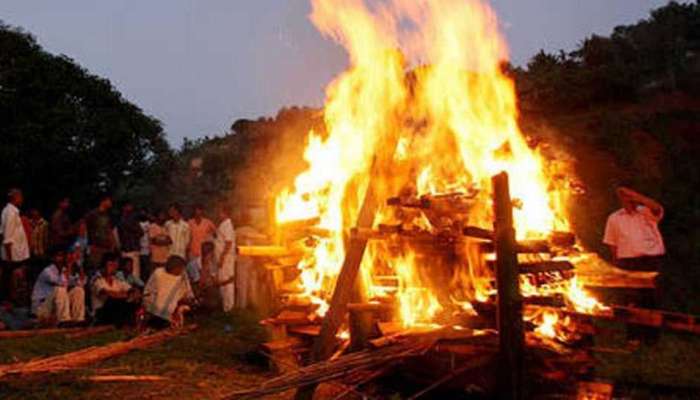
[
  {"xmin": 215, "ymin": 205, "xmax": 236, "ymax": 312},
  {"xmin": 1, "ymin": 189, "xmax": 30, "ymax": 304},
  {"xmin": 31, "ymin": 247, "xmax": 85, "ymax": 325},
  {"xmin": 603, "ymin": 187, "xmax": 665, "ymax": 271},
  {"xmin": 143, "ymin": 255, "xmax": 194, "ymax": 328},
  {"xmin": 165, "ymin": 204, "xmax": 190, "ymax": 259}
]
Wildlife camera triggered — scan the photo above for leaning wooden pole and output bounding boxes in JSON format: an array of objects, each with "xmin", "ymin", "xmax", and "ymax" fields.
[
  {"xmin": 294, "ymin": 132, "xmax": 399, "ymax": 400},
  {"xmin": 492, "ymin": 171, "xmax": 524, "ymax": 400}
]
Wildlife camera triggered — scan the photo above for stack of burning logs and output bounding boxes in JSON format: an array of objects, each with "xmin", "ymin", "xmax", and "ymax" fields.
[{"xmin": 232, "ymin": 173, "xmax": 699, "ymax": 400}]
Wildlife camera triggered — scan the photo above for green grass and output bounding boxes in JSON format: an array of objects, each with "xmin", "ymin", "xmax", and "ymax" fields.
[{"xmin": 0, "ymin": 310, "xmax": 279, "ymax": 400}]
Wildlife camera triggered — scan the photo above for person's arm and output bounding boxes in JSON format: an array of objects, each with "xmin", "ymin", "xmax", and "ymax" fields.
[
  {"xmin": 3, "ymin": 211, "xmax": 16, "ymax": 262},
  {"xmin": 618, "ymin": 187, "xmax": 664, "ymax": 221}
]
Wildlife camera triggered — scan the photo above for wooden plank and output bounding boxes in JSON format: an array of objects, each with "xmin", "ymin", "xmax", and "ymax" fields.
[
  {"xmin": 492, "ymin": 172, "xmax": 524, "ymax": 400},
  {"xmin": 288, "ymin": 325, "xmax": 321, "ymax": 337},
  {"xmin": 463, "ymin": 226, "xmax": 494, "ymax": 241}
]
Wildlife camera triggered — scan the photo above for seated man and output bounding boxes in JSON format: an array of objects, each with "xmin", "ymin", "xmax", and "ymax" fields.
[
  {"xmin": 91, "ymin": 253, "xmax": 140, "ymax": 327},
  {"xmin": 143, "ymin": 255, "xmax": 194, "ymax": 329},
  {"xmin": 31, "ymin": 247, "xmax": 85, "ymax": 326}
]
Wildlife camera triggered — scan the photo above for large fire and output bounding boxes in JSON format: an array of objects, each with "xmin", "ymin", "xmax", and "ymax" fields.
[{"xmin": 275, "ymin": 0, "xmax": 605, "ymax": 336}]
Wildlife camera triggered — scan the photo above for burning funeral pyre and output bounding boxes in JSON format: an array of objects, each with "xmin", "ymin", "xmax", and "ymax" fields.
[{"xmin": 230, "ymin": 0, "xmax": 677, "ymax": 398}]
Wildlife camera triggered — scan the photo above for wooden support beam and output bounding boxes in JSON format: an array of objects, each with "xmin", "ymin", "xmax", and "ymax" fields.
[
  {"xmin": 492, "ymin": 172, "xmax": 524, "ymax": 400},
  {"xmin": 294, "ymin": 127, "xmax": 400, "ymax": 400}
]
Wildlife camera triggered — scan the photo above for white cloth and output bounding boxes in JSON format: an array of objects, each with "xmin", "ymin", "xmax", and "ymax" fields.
[
  {"xmin": 1, "ymin": 203, "xmax": 29, "ymax": 262},
  {"xmin": 215, "ymin": 219, "xmax": 236, "ymax": 311},
  {"xmin": 91, "ymin": 274, "xmax": 132, "ymax": 313},
  {"xmin": 603, "ymin": 206, "xmax": 665, "ymax": 259},
  {"xmin": 35, "ymin": 286, "xmax": 85, "ymax": 323},
  {"xmin": 143, "ymin": 268, "xmax": 193, "ymax": 321},
  {"xmin": 139, "ymin": 221, "xmax": 151, "ymax": 256},
  {"xmin": 165, "ymin": 219, "xmax": 190, "ymax": 259},
  {"xmin": 121, "ymin": 251, "xmax": 141, "ymax": 281}
]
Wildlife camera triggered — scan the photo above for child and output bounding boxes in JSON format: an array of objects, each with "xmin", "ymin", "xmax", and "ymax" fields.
[{"xmin": 115, "ymin": 257, "xmax": 145, "ymax": 289}]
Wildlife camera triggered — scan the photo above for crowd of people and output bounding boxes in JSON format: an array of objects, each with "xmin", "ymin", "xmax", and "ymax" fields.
[{"xmin": 0, "ymin": 189, "xmax": 265, "ymax": 330}]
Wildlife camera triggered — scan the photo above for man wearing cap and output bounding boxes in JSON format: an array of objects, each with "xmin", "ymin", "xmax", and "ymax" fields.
[{"xmin": 0, "ymin": 189, "xmax": 30, "ymax": 304}]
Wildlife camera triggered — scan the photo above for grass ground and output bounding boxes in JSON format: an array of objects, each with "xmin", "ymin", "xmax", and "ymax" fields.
[{"xmin": 1, "ymin": 311, "xmax": 700, "ymax": 399}]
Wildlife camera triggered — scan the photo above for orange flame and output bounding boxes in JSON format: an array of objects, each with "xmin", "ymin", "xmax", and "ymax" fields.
[{"xmin": 275, "ymin": 0, "xmax": 597, "ymax": 331}]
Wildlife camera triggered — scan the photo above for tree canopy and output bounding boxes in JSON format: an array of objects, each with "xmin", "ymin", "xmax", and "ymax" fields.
[{"xmin": 0, "ymin": 22, "xmax": 173, "ymax": 213}]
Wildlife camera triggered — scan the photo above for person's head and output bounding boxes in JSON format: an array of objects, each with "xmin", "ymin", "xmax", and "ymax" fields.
[
  {"xmin": 201, "ymin": 241, "xmax": 215, "ymax": 259},
  {"xmin": 78, "ymin": 220, "xmax": 87, "ymax": 236},
  {"xmin": 28, "ymin": 208, "xmax": 42, "ymax": 221},
  {"xmin": 168, "ymin": 203, "xmax": 182, "ymax": 221},
  {"xmin": 48, "ymin": 246, "xmax": 67, "ymax": 269},
  {"xmin": 66, "ymin": 245, "xmax": 81, "ymax": 267},
  {"xmin": 119, "ymin": 257, "xmax": 134, "ymax": 275},
  {"xmin": 193, "ymin": 204, "xmax": 205, "ymax": 219},
  {"xmin": 7, "ymin": 188, "xmax": 23, "ymax": 207},
  {"xmin": 165, "ymin": 255, "xmax": 187, "ymax": 276},
  {"xmin": 100, "ymin": 252, "xmax": 120, "ymax": 276},
  {"xmin": 58, "ymin": 197, "xmax": 71, "ymax": 211},
  {"xmin": 98, "ymin": 194, "xmax": 113, "ymax": 211},
  {"xmin": 122, "ymin": 202, "xmax": 134, "ymax": 216},
  {"xmin": 217, "ymin": 203, "xmax": 231, "ymax": 222},
  {"xmin": 616, "ymin": 187, "xmax": 637, "ymax": 212}
]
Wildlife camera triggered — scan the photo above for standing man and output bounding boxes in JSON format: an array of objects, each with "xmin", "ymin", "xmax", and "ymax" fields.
[
  {"xmin": 85, "ymin": 195, "xmax": 116, "ymax": 271},
  {"xmin": 603, "ymin": 187, "xmax": 665, "ymax": 270},
  {"xmin": 165, "ymin": 204, "xmax": 190, "ymax": 259},
  {"xmin": 50, "ymin": 197, "xmax": 76, "ymax": 249},
  {"xmin": 29, "ymin": 209, "xmax": 49, "ymax": 259},
  {"xmin": 149, "ymin": 211, "xmax": 171, "ymax": 270},
  {"xmin": 188, "ymin": 204, "xmax": 216, "ymax": 262},
  {"xmin": 603, "ymin": 187, "xmax": 665, "ymax": 306},
  {"xmin": 215, "ymin": 204, "xmax": 236, "ymax": 312},
  {"xmin": 1, "ymin": 189, "xmax": 30, "ymax": 305},
  {"xmin": 117, "ymin": 202, "xmax": 144, "ymax": 280}
]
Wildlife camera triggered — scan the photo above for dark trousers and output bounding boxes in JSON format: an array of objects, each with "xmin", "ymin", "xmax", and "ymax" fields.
[
  {"xmin": 0, "ymin": 260, "xmax": 27, "ymax": 304},
  {"xmin": 95, "ymin": 297, "xmax": 139, "ymax": 327},
  {"xmin": 616, "ymin": 255, "xmax": 665, "ymax": 308}
]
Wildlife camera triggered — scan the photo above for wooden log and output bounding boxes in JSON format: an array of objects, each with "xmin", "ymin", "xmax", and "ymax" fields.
[
  {"xmin": 236, "ymin": 245, "xmax": 296, "ymax": 257},
  {"xmin": 0, "ymin": 325, "xmax": 196, "ymax": 378},
  {"xmin": 349, "ymin": 308, "xmax": 376, "ymax": 351},
  {"xmin": 492, "ymin": 172, "xmax": 524, "ymax": 400},
  {"xmin": 486, "ymin": 260, "xmax": 574, "ymax": 274},
  {"xmin": 288, "ymin": 325, "xmax": 321, "ymax": 337},
  {"xmin": 83, "ymin": 375, "xmax": 169, "ymax": 382},
  {"xmin": 463, "ymin": 226, "xmax": 494, "ymax": 241},
  {"xmin": 480, "ymin": 240, "xmax": 551, "ymax": 254}
]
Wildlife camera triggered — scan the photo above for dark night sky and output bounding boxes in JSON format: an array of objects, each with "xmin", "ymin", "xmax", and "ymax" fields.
[{"xmin": 1, "ymin": 1, "xmax": 671, "ymax": 145}]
